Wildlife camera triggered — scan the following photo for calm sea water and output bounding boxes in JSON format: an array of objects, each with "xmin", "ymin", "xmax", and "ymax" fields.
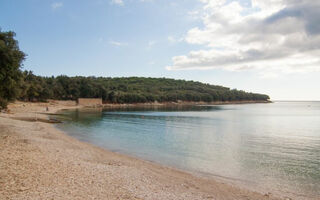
[{"xmin": 56, "ymin": 102, "xmax": 320, "ymax": 199}]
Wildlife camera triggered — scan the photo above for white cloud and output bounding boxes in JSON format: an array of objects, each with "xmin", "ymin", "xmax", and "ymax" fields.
[
  {"xmin": 51, "ymin": 2, "xmax": 63, "ymax": 10},
  {"xmin": 167, "ymin": 0, "xmax": 320, "ymax": 76},
  {"xmin": 109, "ymin": 40, "xmax": 128, "ymax": 46},
  {"xmin": 146, "ymin": 40, "xmax": 157, "ymax": 50},
  {"xmin": 111, "ymin": 0, "xmax": 124, "ymax": 6},
  {"xmin": 187, "ymin": 10, "xmax": 202, "ymax": 20},
  {"xmin": 148, "ymin": 40, "xmax": 157, "ymax": 47},
  {"xmin": 111, "ymin": 0, "xmax": 152, "ymax": 6},
  {"xmin": 168, "ymin": 36, "xmax": 184, "ymax": 43}
]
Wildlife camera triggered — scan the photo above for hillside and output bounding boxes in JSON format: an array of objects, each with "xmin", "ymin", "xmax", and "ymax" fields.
[{"xmin": 19, "ymin": 71, "xmax": 270, "ymax": 103}]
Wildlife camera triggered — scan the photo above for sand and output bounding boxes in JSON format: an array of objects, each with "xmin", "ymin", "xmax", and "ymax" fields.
[{"xmin": 0, "ymin": 101, "xmax": 284, "ymax": 200}]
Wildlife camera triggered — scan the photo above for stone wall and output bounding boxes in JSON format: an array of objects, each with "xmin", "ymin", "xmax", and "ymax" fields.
[{"xmin": 77, "ymin": 98, "xmax": 102, "ymax": 106}]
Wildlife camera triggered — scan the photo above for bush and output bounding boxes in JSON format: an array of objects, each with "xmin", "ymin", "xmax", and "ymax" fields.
[{"xmin": 0, "ymin": 97, "xmax": 8, "ymax": 110}]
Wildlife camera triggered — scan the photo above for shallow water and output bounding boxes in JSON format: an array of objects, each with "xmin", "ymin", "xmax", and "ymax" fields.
[{"xmin": 56, "ymin": 102, "xmax": 320, "ymax": 199}]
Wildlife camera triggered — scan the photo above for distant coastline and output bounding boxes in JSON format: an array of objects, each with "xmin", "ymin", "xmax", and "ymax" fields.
[{"xmin": 83, "ymin": 100, "xmax": 272, "ymax": 109}]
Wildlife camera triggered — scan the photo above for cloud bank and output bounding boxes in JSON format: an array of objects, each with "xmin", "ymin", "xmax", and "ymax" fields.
[{"xmin": 167, "ymin": 0, "xmax": 320, "ymax": 76}]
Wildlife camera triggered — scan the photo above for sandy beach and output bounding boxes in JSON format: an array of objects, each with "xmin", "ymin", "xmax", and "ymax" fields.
[{"xmin": 0, "ymin": 101, "xmax": 283, "ymax": 200}]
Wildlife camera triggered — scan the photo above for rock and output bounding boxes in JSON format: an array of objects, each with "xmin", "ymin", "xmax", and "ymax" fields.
[
  {"xmin": 264, "ymin": 192, "xmax": 271, "ymax": 197},
  {"xmin": 19, "ymin": 186, "xmax": 29, "ymax": 191}
]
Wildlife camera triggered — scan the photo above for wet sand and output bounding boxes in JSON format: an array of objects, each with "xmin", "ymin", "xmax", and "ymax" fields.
[{"xmin": 0, "ymin": 101, "xmax": 283, "ymax": 200}]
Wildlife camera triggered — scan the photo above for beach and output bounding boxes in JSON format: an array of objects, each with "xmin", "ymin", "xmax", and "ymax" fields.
[{"xmin": 0, "ymin": 101, "xmax": 282, "ymax": 200}]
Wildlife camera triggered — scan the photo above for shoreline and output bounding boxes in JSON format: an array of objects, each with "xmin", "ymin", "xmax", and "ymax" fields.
[
  {"xmin": 99, "ymin": 100, "xmax": 272, "ymax": 108},
  {"xmin": 0, "ymin": 101, "xmax": 286, "ymax": 200}
]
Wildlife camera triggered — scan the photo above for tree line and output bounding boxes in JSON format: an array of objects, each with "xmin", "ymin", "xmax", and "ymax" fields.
[
  {"xmin": 0, "ymin": 30, "xmax": 270, "ymax": 109},
  {"xmin": 19, "ymin": 72, "xmax": 270, "ymax": 104}
]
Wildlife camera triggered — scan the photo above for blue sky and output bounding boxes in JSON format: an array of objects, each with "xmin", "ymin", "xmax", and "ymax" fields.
[{"xmin": 1, "ymin": 0, "xmax": 320, "ymax": 100}]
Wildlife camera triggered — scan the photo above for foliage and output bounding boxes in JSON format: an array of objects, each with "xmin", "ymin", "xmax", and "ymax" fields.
[
  {"xmin": 0, "ymin": 30, "xmax": 25, "ymax": 109},
  {"xmin": 19, "ymin": 73, "xmax": 270, "ymax": 103}
]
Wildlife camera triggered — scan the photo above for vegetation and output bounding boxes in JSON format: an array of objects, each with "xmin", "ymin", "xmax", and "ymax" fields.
[
  {"xmin": 0, "ymin": 30, "xmax": 25, "ymax": 109},
  {"xmin": 19, "ymin": 72, "xmax": 269, "ymax": 103},
  {"xmin": 0, "ymin": 29, "xmax": 269, "ymax": 109}
]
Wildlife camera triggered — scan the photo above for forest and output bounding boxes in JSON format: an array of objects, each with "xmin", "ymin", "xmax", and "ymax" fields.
[
  {"xmin": 19, "ymin": 72, "xmax": 270, "ymax": 103},
  {"xmin": 0, "ymin": 30, "xmax": 269, "ymax": 109}
]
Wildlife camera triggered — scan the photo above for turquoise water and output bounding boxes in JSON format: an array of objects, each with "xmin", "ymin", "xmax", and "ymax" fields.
[{"xmin": 56, "ymin": 102, "xmax": 320, "ymax": 199}]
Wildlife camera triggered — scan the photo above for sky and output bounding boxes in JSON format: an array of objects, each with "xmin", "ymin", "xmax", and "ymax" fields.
[{"xmin": 1, "ymin": 0, "xmax": 320, "ymax": 100}]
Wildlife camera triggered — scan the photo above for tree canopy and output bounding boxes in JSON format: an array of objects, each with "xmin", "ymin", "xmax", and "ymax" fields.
[
  {"xmin": 0, "ymin": 30, "xmax": 25, "ymax": 109},
  {"xmin": 19, "ymin": 72, "xmax": 270, "ymax": 103}
]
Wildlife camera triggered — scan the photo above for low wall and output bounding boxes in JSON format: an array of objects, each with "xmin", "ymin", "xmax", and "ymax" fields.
[{"xmin": 77, "ymin": 98, "xmax": 102, "ymax": 106}]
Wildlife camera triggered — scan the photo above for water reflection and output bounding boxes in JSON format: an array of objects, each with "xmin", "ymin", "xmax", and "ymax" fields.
[
  {"xmin": 58, "ymin": 108, "xmax": 103, "ymax": 126},
  {"xmin": 102, "ymin": 105, "xmax": 225, "ymax": 112}
]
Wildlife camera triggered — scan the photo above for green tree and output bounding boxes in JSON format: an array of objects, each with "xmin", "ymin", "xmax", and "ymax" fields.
[{"xmin": 0, "ymin": 30, "xmax": 25, "ymax": 109}]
